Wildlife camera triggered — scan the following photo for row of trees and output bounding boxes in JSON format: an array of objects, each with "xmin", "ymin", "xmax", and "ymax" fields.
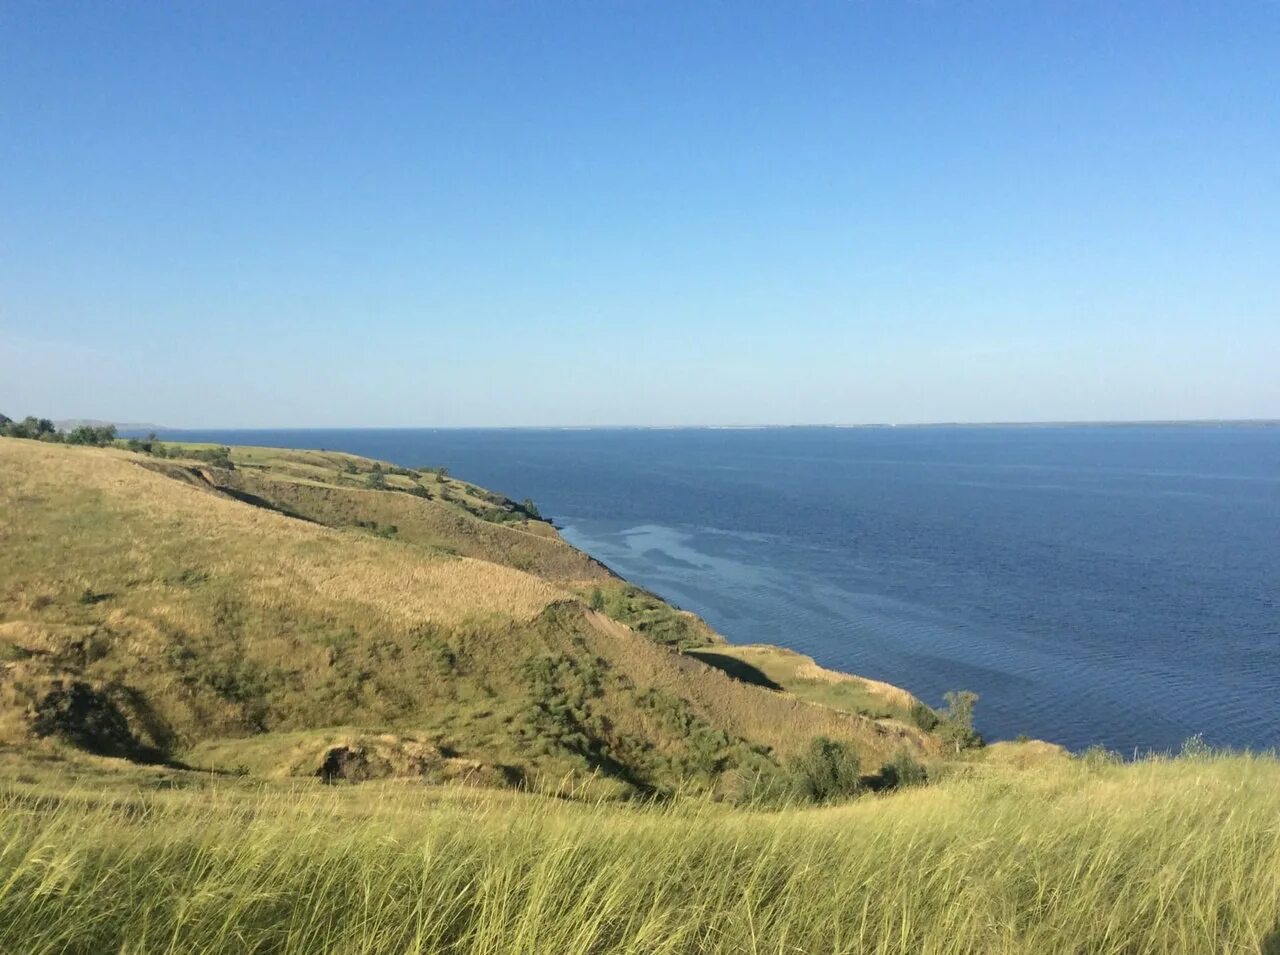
[{"xmin": 0, "ymin": 414, "xmax": 118, "ymax": 447}]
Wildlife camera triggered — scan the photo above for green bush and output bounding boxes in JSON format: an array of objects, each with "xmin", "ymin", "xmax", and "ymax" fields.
[
  {"xmin": 66, "ymin": 424, "xmax": 117, "ymax": 446},
  {"xmin": 881, "ymin": 750, "xmax": 928, "ymax": 789},
  {"xmin": 188, "ymin": 446, "xmax": 233, "ymax": 468},
  {"xmin": 938, "ymin": 690, "xmax": 983, "ymax": 752},
  {"xmin": 791, "ymin": 736, "xmax": 862, "ymax": 803},
  {"xmin": 2, "ymin": 416, "xmax": 60, "ymax": 440},
  {"xmin": 909, "ymin": 701, "xmax": 940, "ymax": 731}
]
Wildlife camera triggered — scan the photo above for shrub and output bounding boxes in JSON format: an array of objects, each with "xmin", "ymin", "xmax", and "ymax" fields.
[
  {"xmin": 791, "ymin": 736, "xmax": 862, "ymax": 803},
  {"xmin": 880, "ymin": 750, "xmax": 928, "ymax": 789},
  {"xmin": 189, "ymin": 446, "xmax": 233, "ymax": 468},
  {"xmin": 733, "ymin": 762, "xmax": 799, "ymax": 808},
  {"xmin": 66, "ymin": 424, "xmax": 117, "ymax": 446},
  {"xmin": 909, "ymin": 701, "xmax": 940, "ymax": 731},
  {"xmin": 1080, "ymin": 743, "xmax": 1122, "ymax": 769},
  {"xmin": 938, "ymin": 690, "xmax": 983, "ymax": 752},
  {"xmin": 366, "ymin": 471, "xmax": 387, "ymax": 490},
  {"xmin": 3, "ymin": 416, "xmax": 61, "ymax": 440},
  {"xmin": 1180, "ymin": 734, "xmax": 1212, "ymax": 760}
]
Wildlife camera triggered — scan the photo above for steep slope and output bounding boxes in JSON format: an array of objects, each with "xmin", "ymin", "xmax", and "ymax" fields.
[{"xmin": 0, "ymin": 438, "xmax": 940, "ymax": 797}]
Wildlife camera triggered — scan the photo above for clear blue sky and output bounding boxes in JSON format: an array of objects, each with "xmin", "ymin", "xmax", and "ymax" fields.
[{"xmin": 2, "ymin": 2, "xmax": 1277, "ymax": 427}]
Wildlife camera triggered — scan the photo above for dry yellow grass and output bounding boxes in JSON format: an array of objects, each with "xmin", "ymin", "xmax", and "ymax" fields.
[
  {"xmin": 1, "ymin": 440, "xmax": 561, "ymax": 628},
  {"xmin": 2, "ymin": 749, "xmax": 1278, "ymax": 953},
  {"xmin": 217, "ymin": 465, "xmax": 610, "ymax": 583}
]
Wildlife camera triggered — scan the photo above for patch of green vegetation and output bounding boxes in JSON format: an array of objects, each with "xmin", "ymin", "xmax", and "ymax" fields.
[
  {"xmin": 637, "ymin": 688, "xmax": 735, "ymax": 778},
  {"xmin": 910, "ymin": 700, "xmax": 941, "ymax": 730},
  {"xmin": 590, "ymin": 584, "xmax": 717, "ymax": 650},
  {"xmin": 879, "ymin": 749, "xmax": 929, "ymax": 789},
  {"xmin": 518, "ymin": 650, "xmax": 609, "ymax": 763},
  {"xmin": 937, "ymin": 690, "xmax": 983, "ymax": 752},
  {"xmin": 790, "ymin": 735, "xmax": 863, "ymax": 802}
]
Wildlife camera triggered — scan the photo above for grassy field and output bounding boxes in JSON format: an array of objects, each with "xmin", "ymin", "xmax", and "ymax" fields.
[{"xmin": 1, "ymin": 748, "xmax": 1278, "ymax": 954}]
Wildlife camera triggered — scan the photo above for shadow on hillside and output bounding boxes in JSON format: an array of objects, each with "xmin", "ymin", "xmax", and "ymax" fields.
[
  {"xmin": 687, "ymin": 651, "xmax": 782, "ymax": 691},
  {"xmin": 215, "ymin": 486, "xmax": 321, "ymax": 524},
  {"xmin": 34, "ymin": 682, "xmax": 173, "ymax": 765},
  {"xmin": 1263, "ymin": 924, "xmax": 1280, "ymax": 955}
]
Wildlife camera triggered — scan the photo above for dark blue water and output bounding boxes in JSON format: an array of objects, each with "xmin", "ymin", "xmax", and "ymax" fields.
[{"xmin": 150, "ymin": 425, "xmax": 1280, "ymax": 753}]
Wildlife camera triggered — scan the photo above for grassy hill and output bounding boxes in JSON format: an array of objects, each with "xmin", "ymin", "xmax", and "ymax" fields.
[
  {"xmin": 0, "ymin": 437, "xmax": 940, "ymax": 798},
  {"xmin": 3, "ymin": 434, "xmax": 1280, "ymax": 952}
]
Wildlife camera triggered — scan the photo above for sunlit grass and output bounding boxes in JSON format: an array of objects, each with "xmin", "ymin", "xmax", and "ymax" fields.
[{"xmin": 2, "ymin": 752, "xmax": 1278, "ymax": 954}]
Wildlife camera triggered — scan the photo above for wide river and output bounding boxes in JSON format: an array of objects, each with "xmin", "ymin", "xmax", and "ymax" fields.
[{"xmin": 152, "ymin": 425, "xmax": 1280, "ymax": 753}]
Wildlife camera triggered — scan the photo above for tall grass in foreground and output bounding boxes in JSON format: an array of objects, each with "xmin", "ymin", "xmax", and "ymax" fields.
[{"xmin": 2, "ymin": 754, "xmax": 1279, "ymax": 954}]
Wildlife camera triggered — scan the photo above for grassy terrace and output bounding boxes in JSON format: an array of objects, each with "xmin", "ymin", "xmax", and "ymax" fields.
[{"xmin": 2, "ymin": 749, "xmax": 1279, "ymax": 954}]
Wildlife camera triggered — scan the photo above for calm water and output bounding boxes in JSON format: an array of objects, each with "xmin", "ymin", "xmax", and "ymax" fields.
[{"xmin": 152, "ymin": 425, "xmax": 1280, "ymax": 753}]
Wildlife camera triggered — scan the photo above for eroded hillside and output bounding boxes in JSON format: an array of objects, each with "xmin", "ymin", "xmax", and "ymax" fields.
[{"xmin": 0, "ymin": 438, "xmax": 944, "ymax": 797}]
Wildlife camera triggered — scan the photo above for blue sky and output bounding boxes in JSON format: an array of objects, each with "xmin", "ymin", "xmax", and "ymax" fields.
[{"xmin": 2, "ymin": 2, "xmax": 1277, "ymax": 426}]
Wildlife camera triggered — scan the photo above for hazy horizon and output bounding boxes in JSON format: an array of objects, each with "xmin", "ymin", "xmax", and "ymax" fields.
[
  {"xmin": 3, "ymin": 3, "xmax": 1278, "ymax": 426},
  {"xmin": 93, "ymin": 417, "xmax": 1280, "ymax": 432}
]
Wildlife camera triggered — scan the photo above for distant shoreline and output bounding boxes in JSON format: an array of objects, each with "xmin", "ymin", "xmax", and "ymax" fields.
[{"xmin": 128, "ymin": 419, "xmax": 1280, "ymax": 433}]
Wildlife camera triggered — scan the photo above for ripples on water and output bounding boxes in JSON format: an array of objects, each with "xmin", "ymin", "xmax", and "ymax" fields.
[{"xmin": 156, "ymin": 425, "xmax": 1280, "ymax": 753}]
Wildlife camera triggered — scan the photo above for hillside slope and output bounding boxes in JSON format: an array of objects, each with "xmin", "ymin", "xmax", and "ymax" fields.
[{"xmin": 0, "ymin": 438, "xmax": 940, "ymax": 796}]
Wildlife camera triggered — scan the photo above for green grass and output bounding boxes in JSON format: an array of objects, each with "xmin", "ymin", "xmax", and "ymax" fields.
[
  {"xmin": 579, "ymin": 582, "xmax": 721, "ymax": 650},
  {"xmin": 1, "ymin": 749, "xmax": 1278, "ymax": 953}
]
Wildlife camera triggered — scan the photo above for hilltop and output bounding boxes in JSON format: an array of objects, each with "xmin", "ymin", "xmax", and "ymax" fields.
[{"xmin": 0, "ymin": 436, "xmax": 952, "ymax": 798}]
